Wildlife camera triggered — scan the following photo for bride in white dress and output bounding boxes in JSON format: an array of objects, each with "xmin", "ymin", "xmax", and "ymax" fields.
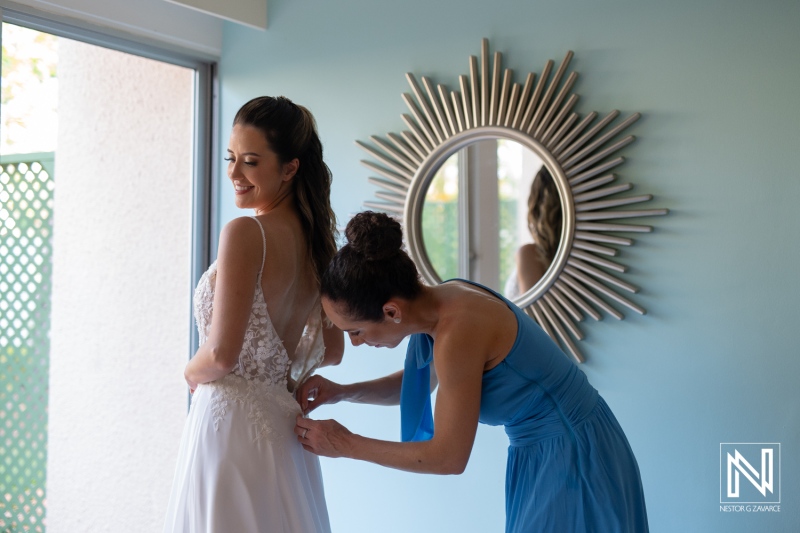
[{"xmin": 164, "ymin": 96, "xmax": 342, "ymax": 533}]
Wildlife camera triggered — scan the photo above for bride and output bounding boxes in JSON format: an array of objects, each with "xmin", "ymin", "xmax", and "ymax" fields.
[{"xmin": 163, "ymin": 96, "xmax": 342, "ymax": 533}]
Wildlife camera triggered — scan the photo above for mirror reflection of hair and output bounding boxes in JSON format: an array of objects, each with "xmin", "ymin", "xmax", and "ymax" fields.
[{"xmin": 510, "ymin": 167, "xmax": 562, "ymax": 297}]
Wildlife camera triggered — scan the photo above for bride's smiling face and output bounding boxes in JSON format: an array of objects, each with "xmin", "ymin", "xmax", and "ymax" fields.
[{"xmin": 226, "ymin": 123, "xmax": 298, "ymax": 214}]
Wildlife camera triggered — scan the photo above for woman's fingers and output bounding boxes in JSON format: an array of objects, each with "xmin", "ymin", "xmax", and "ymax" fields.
[
  {"xmin": 298, "ymin": 375, "xmax": 341, "ymax": 414},
  {"xmin": 295, "ymin": 414, "xmax": 312, "ymax": 442},
  {"xmin": 299, "ymin": 390, "xmax": 319, "ymax": 415},
  {"xmin": 294, "ymin": 415, "xmax": 352, "ymax": 458},
  {"xmin": 301, "ymin": 386, "xmax": 319, "ymax": 412},
  {"xmin": 297, "ymin": 376, "xmax": 325, "ymax": 412}
]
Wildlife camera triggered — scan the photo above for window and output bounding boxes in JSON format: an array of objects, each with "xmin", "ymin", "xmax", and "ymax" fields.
[{"xmin": 0, "ymin": 13, "xmax": 214, "ymax": 532}]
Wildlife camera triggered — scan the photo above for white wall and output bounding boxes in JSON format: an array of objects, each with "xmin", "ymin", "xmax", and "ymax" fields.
[{"xmin": 47, "ymin": 38, "xmax": 193, "ymax": 532}]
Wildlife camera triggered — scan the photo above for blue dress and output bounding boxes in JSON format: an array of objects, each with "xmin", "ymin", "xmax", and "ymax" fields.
[{"xmin": 400, "ymin": 280, "xmax": 649, "ymax": 533}]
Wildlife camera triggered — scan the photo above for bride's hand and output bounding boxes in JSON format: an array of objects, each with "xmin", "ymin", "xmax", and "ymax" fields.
[
  {"xmin": 296, "ymin": 374, "xmax": 344, "ymax": 415},
  {"xmin": 295, "ymin": 415, "xmax": 353, "ymax": 458},
  {"xmin": 184, "ymin": 369, "xmax": 198, "ymax": 394}
]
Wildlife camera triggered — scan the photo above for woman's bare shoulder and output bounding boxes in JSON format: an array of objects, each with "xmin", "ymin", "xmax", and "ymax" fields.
[
  {"xmin": 436, "ymin": 284, "xmax": 510, "ymax": 338},
  {"xmin": 223, "ymin": 216, "xmax": 260, "ymax": 231},
  {"xmin": 433, "ymin": 283, "xmax": 517, "ymax": 369},
  {"xmin": 218, "ymin": 217, "xmax": 263, "ymax": 256}
]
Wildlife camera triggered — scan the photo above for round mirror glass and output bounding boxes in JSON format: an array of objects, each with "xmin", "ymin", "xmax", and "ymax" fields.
[{"xmin": 420, "ymin": 138, "xmax": 562, "ymax": 299}]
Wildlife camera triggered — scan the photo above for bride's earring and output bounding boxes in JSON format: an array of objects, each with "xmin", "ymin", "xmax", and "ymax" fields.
[{"xmin": 393, "ymin": 317, "xmax": 401, "ymax": 324}]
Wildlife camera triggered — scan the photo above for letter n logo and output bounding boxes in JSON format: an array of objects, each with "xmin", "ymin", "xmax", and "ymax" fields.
[{"xmin": 720, "ymin": 443, "xmax": 780, "ymax": 504}]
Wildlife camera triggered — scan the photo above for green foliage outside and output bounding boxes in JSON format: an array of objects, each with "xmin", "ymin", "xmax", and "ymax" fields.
[
  {"xmin": 1, "ymin": 24, "xmax": 58, "ymax": 154},
  {"xmin": 421, "ymin": 198, "xmax": 520, "ymax": 288},
  {"xmin": 421, "ymin": 200, "xmax": 460, "ymax": 281},
  {"xmin": 498, "ymin": 198, "xmax": 519, "ymax": 287}
]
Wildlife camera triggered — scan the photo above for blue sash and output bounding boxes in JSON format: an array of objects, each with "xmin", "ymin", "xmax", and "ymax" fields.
[{"xmin": 399, "ymin": 333, "xmax": 435, "ymax": 442}]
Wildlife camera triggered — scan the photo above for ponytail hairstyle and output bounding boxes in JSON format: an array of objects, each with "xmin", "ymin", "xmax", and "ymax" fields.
[
  {"xmin": 233, "ymin": 96, "xmax": 338, "ymax": 284},
  {"xmin": 527, "ymin": 167, "xmax": 562, "ymax": 264},
  {"xmin": 321, "ymin": 211, "xmax": 422, "ymax": 321}
]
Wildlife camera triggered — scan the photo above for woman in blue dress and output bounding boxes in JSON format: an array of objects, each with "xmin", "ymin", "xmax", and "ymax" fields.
[{"xmin": 294, "ymin": 211, "xmax": 649, "ymax": 532}]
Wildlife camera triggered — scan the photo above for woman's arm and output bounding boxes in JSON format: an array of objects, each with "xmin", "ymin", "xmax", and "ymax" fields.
[
  {"xmin": 297, "ymin": 321, "xmax": 488, "ymax": 475},
  {"xmin": 341, "ymin": 370, "xmax": 405, "ymax": 405},
  {"xmin": 297, "ymin": 370, "xmax": 405, "ymax": 414},
  {"xmin": 185, "ymin": 218, "xmax": 262, "ymax": 389}
]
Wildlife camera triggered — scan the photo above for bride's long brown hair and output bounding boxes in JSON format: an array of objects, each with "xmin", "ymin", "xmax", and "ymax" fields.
[
  {"xmin": 527, "ymin": 167, "xmax": 562, "ymax": 264},
  {"xmin": 233, "ymin": 96, "xmax": 338, "ymax": 284}
]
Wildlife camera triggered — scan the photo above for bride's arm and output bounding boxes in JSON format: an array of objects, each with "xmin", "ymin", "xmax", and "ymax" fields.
[
  {"xmin": 319, "ymin": 310, "xmax": 344, "ymax": 367},
  {"xmin": 185, "ymin": 218, "xmax": 261, "ymax": 389}
]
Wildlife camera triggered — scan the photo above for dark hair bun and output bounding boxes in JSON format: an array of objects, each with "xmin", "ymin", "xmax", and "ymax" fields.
[{"xmin": 345, "ymin": 211, "xmax": 403, "ymax": 261}]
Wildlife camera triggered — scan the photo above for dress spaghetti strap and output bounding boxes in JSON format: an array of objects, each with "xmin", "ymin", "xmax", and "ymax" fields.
[{"xmin": 249, "ymin": 216, "xmax": 267, "ymax": 282}]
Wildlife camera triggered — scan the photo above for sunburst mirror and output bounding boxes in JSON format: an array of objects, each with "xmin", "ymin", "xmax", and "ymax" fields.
[{"xmin": 357, "ymin": 39, "xmax": 667, "ymax": 362}]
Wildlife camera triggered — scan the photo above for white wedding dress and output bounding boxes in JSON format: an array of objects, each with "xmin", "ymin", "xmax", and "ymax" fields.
[{"xmin": 164, "ymin": 217, "xmax": 331, "ymax": 533}]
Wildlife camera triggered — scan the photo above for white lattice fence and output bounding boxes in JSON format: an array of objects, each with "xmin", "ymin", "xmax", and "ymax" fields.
[{"xmin": 0, "ymin": 153, "xmax": 54, "ymax": 533}]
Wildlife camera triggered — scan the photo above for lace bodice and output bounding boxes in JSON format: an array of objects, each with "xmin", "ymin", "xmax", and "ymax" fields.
[
  {"xmin": 193, "ymin": 260, "xmax": 294, "ymax": 386},
  {"xmin": 191, "ymin": 216, "xmax": 325, "ymax": 441}
]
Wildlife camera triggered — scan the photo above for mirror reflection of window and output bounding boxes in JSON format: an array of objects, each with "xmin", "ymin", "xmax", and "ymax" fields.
[
  {"xmin": 421, "ymin": 139, "xmax": 553, "ymax": 296},
  {"xmin": 498, "ymin": 139, "xmax": 542, "ymax": 297},
  {"xmin": 421, "ymin": 151, "xmax": 460, "ymax": 281}
]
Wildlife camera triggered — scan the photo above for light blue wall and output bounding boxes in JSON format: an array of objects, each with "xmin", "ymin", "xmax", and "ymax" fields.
[{"xmin": 218, "ymin": 1, "xmax": 800, "ymax": 531}]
